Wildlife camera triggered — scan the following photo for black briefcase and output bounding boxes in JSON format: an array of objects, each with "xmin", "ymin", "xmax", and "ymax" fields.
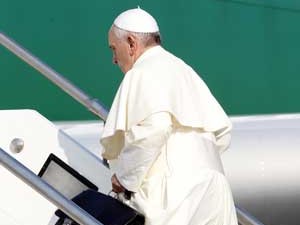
[{"xmin": 55, "ymin": 189, "xmax": 145, "ymax": 225}]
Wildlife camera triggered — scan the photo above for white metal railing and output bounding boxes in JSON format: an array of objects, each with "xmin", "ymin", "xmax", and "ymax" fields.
[
  {"xmin": 0, "ymin": 31, "xmax": 108, "ymax": 121},
  {"xmin": 0, "ymin": 147, "xmax": 103, "ymax": 225},
  {"xmin": 236, "ymin": 206, "xmax": 265, "ymax": 225}
]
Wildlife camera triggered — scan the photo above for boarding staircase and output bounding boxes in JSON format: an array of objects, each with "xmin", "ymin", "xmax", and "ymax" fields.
[{"xmin": 0, "ymin": 31, "xmax": 264, "ymax": 225}]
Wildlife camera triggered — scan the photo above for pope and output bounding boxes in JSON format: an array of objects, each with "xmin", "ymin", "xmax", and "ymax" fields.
[{"xmin": 100, "ymin": 7, "xmax": 238, "ymax": 225}]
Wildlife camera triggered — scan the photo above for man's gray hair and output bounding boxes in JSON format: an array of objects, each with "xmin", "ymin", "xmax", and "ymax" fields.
[{"xmin": 111, "ymin": 25, "xmax": 161, "ymax": 46}]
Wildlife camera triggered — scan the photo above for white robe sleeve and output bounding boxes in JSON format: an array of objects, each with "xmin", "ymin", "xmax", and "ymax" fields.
[{"xmin": 114, "ymin": 112, "xmax": 172, "ymax": 192}]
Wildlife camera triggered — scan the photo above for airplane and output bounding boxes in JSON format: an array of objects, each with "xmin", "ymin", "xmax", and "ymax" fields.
[{"xmin": 1, "ymin": 26, "xmax": 299, "ymax": 225}]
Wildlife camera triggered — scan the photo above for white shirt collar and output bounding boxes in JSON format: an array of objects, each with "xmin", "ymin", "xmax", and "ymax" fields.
[{"xmin": 133, "ymin": 45, "xmax": 162, "ymax": 67}]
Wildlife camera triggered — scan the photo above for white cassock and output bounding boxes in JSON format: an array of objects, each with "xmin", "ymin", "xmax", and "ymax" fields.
[{"xmin": 100, "ymin": 46, "xmax": 238, "ymax": 225}]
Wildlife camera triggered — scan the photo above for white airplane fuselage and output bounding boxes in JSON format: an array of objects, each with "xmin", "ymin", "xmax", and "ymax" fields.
[{"xmin": 0, "ymin": 110, "xmax": 299, "ymax": 225}]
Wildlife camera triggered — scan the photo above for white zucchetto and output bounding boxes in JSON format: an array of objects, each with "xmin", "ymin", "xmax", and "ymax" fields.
[{"xmin": 113, "ymin": 7, "xmax": 159, "ymax": 33}]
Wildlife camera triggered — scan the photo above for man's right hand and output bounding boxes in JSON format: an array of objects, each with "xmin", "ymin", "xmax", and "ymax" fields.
[{"xmin": 111, "ymin": 174, "xmax": 126, "ymax": 193}]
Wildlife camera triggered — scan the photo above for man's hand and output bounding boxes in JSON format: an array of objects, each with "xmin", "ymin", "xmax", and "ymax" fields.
[{"xmin": 111, "ymin": 174, "xmax": 125, "ymax": 193}]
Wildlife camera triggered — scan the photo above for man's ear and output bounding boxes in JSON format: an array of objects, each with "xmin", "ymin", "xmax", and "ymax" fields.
[{"xmin": 127, "ymin": 35, "xmax": 137, "ymax": 56}]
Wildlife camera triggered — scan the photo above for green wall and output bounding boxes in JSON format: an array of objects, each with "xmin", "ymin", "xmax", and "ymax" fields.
[{"xmin": 1, "ymin": 0, "xmax": 299, "ymax": 120}]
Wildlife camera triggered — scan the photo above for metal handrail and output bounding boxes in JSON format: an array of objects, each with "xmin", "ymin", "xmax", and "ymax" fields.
[
  {"xmin": 0, "ymin": 147, "xmax": 103, "ymax": 225},
  {"xmin": 0, "ymin": 31, "xmax": 108, "ymax": 121},
  {"xmin": 236, "ymin": 206, "xmax": 265, "ymax": 225}
]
